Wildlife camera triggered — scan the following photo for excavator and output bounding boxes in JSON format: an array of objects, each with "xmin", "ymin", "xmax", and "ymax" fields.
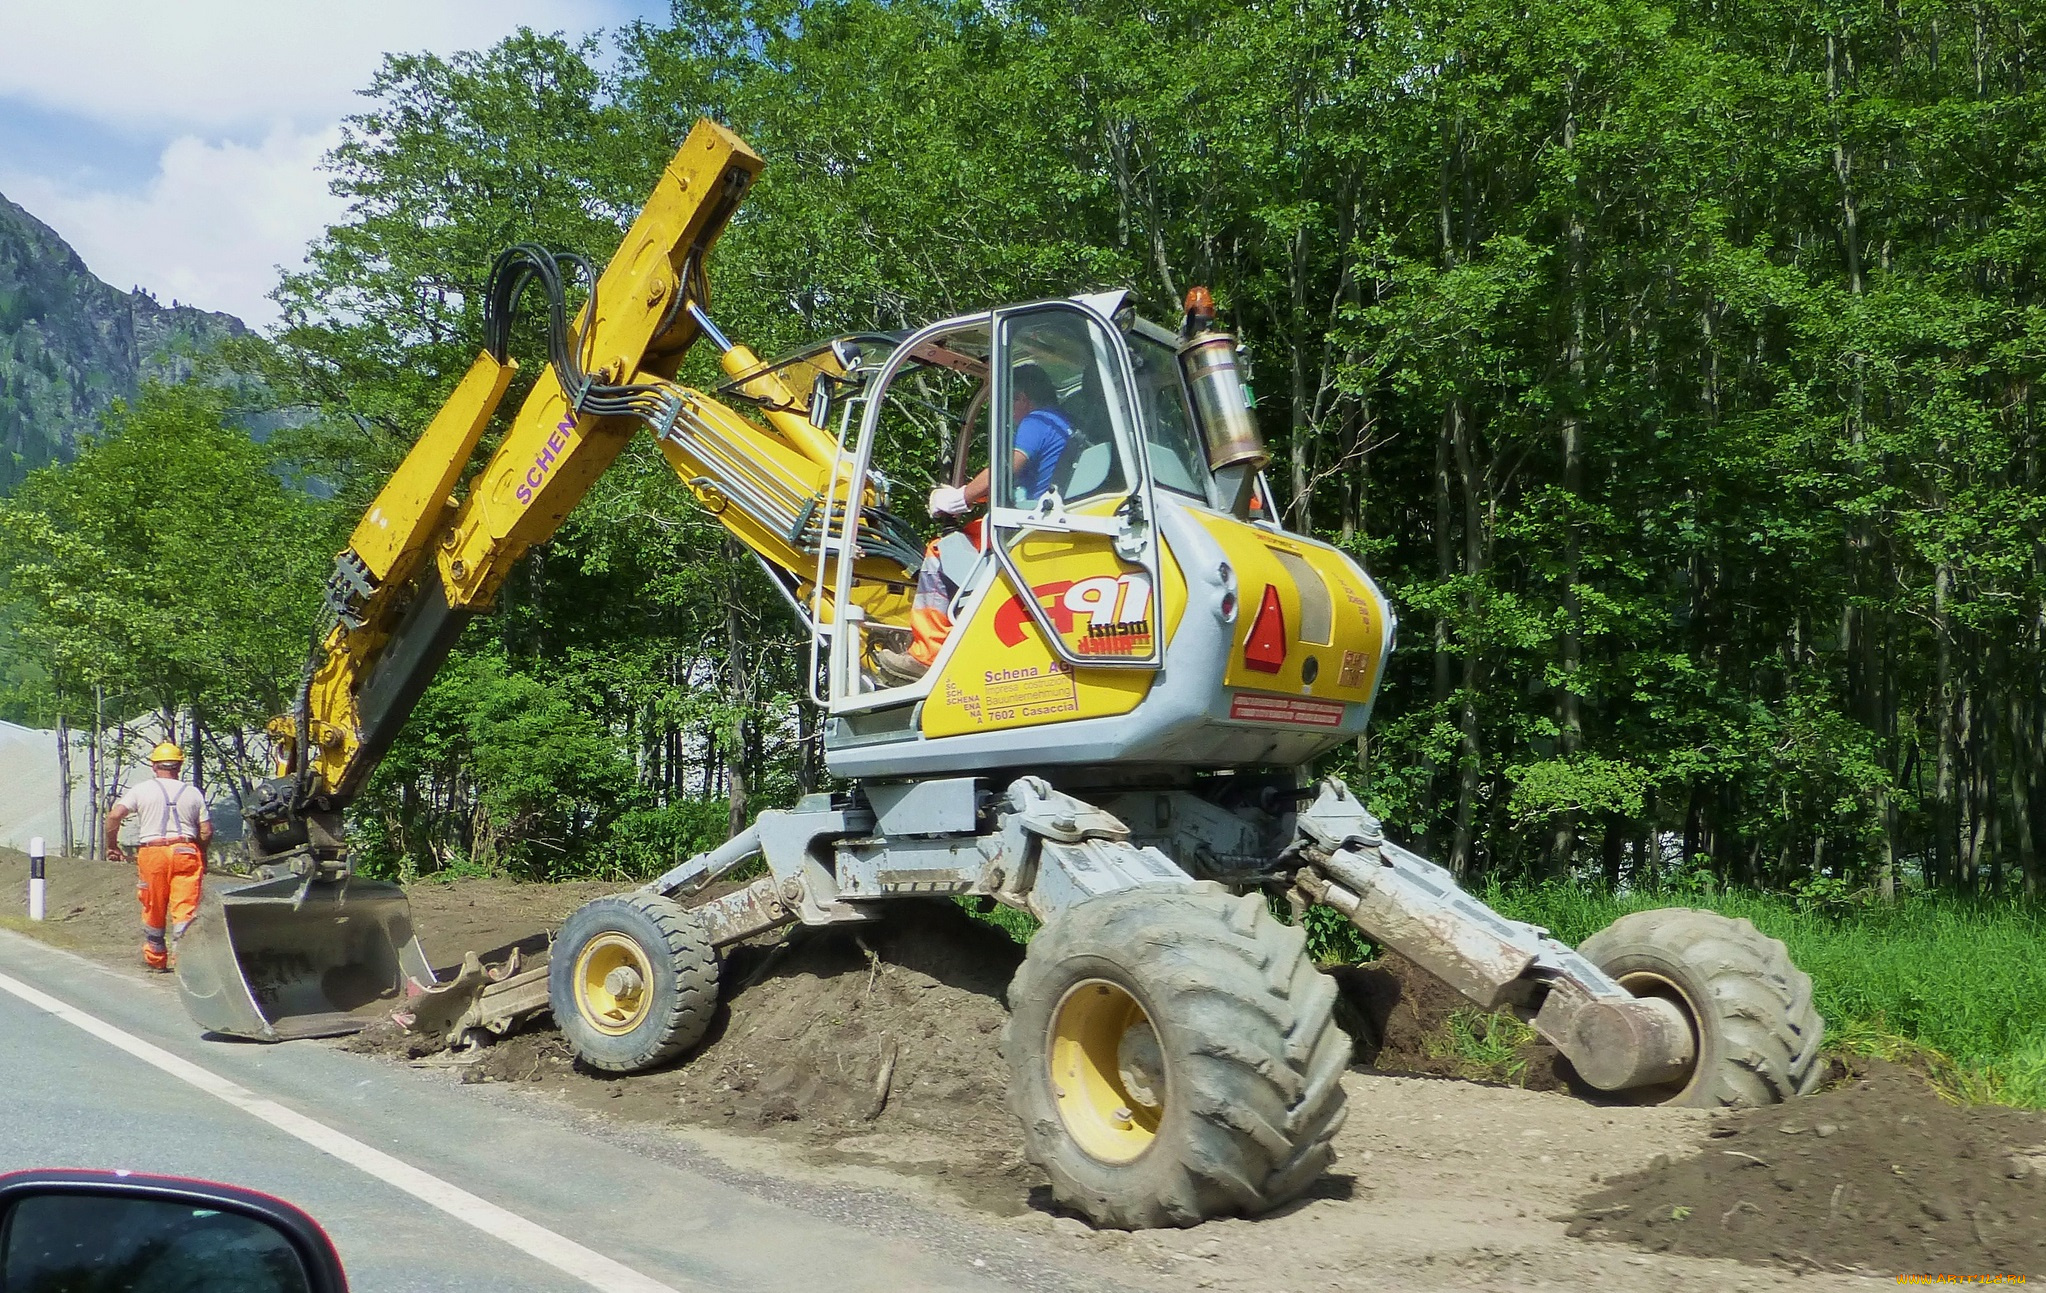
[{"xmin": 175, "ymin": 118, "xmax": 1824, "ymax": 1229}]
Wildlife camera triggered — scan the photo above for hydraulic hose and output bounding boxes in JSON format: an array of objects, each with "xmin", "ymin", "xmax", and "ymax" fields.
[{"xmin": 481, "ymin": 244, "xmax": 683, "ymax": 430}]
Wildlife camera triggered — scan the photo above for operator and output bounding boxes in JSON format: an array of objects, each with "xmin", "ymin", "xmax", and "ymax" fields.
[
  {"xmin": 876, "ymin": 362, "xmax": 1072, "ymax": 686},
  {"xmin": 104, "ymin": 742, "xmax": 212, "ymax": 973}
]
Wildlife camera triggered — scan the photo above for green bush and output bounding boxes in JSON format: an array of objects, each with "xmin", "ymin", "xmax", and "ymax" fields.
[
  {"xmin": 606, "ymin": 799, "xmax": 733, "ymax": 880},
  {"xmin": 357, "ymin": 653, "xmax": 642, "ymax": 879}
]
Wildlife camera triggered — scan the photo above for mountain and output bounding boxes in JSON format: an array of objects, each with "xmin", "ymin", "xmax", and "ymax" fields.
[{"xmin": 0, "ymin": 191, "xmax": 249, "ymax": 493}]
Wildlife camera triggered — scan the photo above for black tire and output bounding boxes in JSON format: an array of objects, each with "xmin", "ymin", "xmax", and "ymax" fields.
[
  {"xmin": 549, "ymin": 893, "xmax": 719, "ymax": 1073},
  {"xmin": 1576, "ymin": 907, "xmax": 1824, "ymax": 1107},
  {"xmin": 1003, "ymin": 887, "xmax": 1350, "ymax": 1229}
]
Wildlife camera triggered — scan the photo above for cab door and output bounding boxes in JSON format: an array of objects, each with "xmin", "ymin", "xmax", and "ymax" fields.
[{"xmin": 920, "ymin": 301, "xmax": 1171, "ymax": 738}]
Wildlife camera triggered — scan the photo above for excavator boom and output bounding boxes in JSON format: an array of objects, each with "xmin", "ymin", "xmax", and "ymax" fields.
[{"xmin": 179, "ymin": 118, "xmax": 888, "ymax": 1040}]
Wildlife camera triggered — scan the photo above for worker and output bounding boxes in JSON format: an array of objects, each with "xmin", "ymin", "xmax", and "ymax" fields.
[
  {"xmin": 876, "ymin": 362, "xmax": 1072, "ymax": 686},
  {"xmin": 104, "ymin": 741, "xmax": 212, "ymax": 973}
]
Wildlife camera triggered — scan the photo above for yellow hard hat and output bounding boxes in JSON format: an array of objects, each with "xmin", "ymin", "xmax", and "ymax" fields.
[{"xmin": 150, "ymin": 741, "xmax": 184, "ymax": 764}]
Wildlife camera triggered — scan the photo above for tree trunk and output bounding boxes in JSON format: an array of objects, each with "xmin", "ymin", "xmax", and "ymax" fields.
[
  {"xmin": 1934, "ymin": 563, "xmax": 1957, "ymax": 890},
  {"xmin": 1551, "ymin": 86, "xmax": 1587, "ymax": 878},
  {"xmin": 724, "ymin": 539, "xmax": 754, "ymax": 840},
  {"xmin": 727, "ymin": 720, "xmax": 751, "ymax": 842},
  {"xmin": 55, "ymin": 714, "xmax": 74, "ymax": 858},
  {"xmin": 1448, "ymin": 402, "xmax": 1485, "ymax": 880},
  {"xmin": 1423, "ymin": 402, "xmax": 1457, "ymax": 853},
  {"xmin": 90, "ymin": 686, "xmax": 105, "ymax": 857},
  {"xmin": 1288, "ymin": 224, "xmax": 1313, "ymax": 532}
]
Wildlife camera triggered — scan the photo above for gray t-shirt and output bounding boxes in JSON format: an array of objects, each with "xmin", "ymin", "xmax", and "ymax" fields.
[{"xmin": 118, "ymin": 775, "xmax": 208, "ymax": 843}]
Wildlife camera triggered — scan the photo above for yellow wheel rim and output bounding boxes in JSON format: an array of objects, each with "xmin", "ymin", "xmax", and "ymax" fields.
[
  {"xmin": 1048, "ymin": 979, "xmax": 1164, "ymax": 1164},
  {"xmin": 575, "ymin": 932, "xmax": 655, "ymax": 1035}
]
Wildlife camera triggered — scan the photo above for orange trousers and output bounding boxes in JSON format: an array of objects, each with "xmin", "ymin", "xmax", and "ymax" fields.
[
  {"xmin": 908, "ymin": 518, "xmax": 984, "ymax": 665},
  {"xmin": 137, "ymin": 842, "xmax": 204, "ymax": 970}
]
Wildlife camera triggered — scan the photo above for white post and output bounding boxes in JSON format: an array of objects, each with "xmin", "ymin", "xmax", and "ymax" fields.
[{"xmin": 28, "ymin": 836, "xmax": 46, "ymax": 922}]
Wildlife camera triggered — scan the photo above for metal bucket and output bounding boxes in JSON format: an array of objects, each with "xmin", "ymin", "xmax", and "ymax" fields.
[{"xmin": 176, "ymin": 874, "xmax": 436, "ymax": 1041}]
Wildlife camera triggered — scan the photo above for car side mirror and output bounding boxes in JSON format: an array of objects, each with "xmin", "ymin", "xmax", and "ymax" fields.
[{"xmin": 0, "ymin": 1170, "xmax": 348, "ymax": 1293}]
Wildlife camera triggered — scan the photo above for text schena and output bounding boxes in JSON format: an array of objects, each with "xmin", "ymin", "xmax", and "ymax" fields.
[{"xmin": 514, "ymin": 417, "xmax": 578, "ymax": 504}]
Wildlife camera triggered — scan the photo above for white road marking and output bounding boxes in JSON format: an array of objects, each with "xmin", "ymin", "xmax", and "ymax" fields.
[{"xmin": 0, "ymin": 967, "xmax": 685, "ymax": 1293}]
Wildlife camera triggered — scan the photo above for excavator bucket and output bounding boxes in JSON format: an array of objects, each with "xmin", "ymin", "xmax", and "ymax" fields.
[{"xmin": 176, "ymin": 874, "xmax": 436, "ymax": 1041}]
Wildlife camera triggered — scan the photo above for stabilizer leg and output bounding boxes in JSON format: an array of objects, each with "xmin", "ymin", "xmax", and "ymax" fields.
[{"xmin": 1287, "ymin": 779, "xmax": 1695, "ymax": 1094}]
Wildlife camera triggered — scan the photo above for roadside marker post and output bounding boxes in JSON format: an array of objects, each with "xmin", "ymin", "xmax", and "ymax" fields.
[{"xmin": 27, "ymin": 837, "xmax": 45, "ymax": 922}]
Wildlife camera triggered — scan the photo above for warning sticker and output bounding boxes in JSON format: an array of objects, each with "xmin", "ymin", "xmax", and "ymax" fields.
[{"xmin": 1228, "ymin": 693, "xmax": 1348, "ymax": 728}]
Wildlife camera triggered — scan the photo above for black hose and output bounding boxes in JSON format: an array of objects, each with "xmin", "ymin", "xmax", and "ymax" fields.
[{"xmin": 481, "ymin": 244, "xmax": 682, "ymax": 427}]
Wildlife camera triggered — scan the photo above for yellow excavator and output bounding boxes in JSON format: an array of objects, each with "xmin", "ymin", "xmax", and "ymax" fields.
[{"xmin": 177, "ymin": 119, "xmax": 1824, "ymax": 1229}]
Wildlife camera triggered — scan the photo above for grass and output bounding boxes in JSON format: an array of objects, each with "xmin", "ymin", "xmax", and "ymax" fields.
[
  {"xmin": 1426, "ymin": 1008, "xmax": 1540, "ymax": 1086},
  {"xmin": 957, "ymin": 896, "xmax": 1040, "ymax": 944},
  {"xmin": 1486, "ymin": 883, "xmax": 2046, "ymax": 1110}
]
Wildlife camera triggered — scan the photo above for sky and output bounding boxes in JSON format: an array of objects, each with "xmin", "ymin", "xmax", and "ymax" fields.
[{"xmin": 0, "ymin": 1, "xmax": 669, "ymax": 329}]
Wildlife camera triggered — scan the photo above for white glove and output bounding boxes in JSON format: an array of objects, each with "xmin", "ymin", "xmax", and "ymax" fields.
[{"xmin": 928, "ymin": 485, "xmax": 969, "ymax": 517}]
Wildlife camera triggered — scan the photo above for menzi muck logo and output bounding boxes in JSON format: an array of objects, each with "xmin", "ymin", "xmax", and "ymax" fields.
[
  {"xmin": 514, "ymin": 417, "xmax": 578, "ymax": 504},
  {"xmin": 994, "ymin": 573, "xmax": 1153, "ymax": 654}
]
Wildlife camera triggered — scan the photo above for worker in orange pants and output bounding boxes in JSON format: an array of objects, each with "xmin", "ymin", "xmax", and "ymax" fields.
[{"xmin": 105, "ymin": 741, "xmax": 212, "ymax": 972}]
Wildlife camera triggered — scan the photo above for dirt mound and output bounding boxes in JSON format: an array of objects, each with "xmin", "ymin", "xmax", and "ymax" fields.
[
  {"xmin": 0, "ymin": 847, "xmax": 160, "ymax": 964},
  {"xmin": 341, "ymin": 1013, "xmax": 446, "ymax": 1060},
  {"xmin": 1565, "ymin": 1059, "xmax": 2046, "ymax": 1276},
  {"xmin": 458, "ymin": 899, "xmax": 1045, "ymax": 1213},
  {"xmin": 403, "ymin": 877, "xmax": 618, "ymax": 972},
  {"xmin": 1332, "ymin": 953, "xmax": 1570, "ymax": 1092},
  {"xmin": 0, "ymin": 847, "xmax": 615, "ymax": 972}
]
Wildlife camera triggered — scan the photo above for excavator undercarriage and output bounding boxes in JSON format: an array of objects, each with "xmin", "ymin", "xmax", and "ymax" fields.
[{"xmin": 177, "ymin": 116, "xmax": 1824, "ymax": 1229}]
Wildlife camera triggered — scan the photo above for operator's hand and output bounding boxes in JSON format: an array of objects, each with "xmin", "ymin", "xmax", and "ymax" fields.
[{"xmin": 928, "ymin": 484, "xmax": 969, "ymax": 518}]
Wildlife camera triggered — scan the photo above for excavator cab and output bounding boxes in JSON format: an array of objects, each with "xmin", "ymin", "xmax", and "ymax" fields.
[
  {"xmin": 805, "ymin": 289, "xmax": 1380, "ymax": 782},
  {"xmin": 817, "ymin": 297, "xmax": 1169, "ymax": 717}
]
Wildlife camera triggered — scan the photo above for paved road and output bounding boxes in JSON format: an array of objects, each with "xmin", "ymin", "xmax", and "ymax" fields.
[{"xmin": 0, "ymin": 929, "xmax": 1100, "ymax": 1293}]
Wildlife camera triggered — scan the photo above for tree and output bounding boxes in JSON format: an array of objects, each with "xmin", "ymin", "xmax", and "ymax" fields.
[
  {"xmin": 239, "ymin": 0, "xmax": 2046, "ymax": 896},
  {"xmin": 0, "ymin": 382, "xmax": 333, "ymax": 791}
]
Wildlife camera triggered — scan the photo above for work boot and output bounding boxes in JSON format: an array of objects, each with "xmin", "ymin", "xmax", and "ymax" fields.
[{"xmin": 875, "ymin": 647, "xmax": 929, "ymax": 687}]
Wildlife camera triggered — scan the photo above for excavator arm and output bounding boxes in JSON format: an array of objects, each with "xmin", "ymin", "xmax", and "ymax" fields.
[
  {"xmin": 182, "ymin": 118, "xmax": 917, "ymax": 1042},
  {"xmin": 246, "ymin": 119, "xmax": 910, "ymax": 859}
]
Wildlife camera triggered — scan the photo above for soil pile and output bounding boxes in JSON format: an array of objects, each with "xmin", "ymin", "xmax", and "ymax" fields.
[
  {"xmin": 403, "ymin": 877, "xmax": 618, "ymax": 970},
  {"xmin": 457, "ymin": 899, "xmax": 1044, "ymax": 1212},
  {"xmin": 1566, "ymin": 1059, "xmax": 2046, "ymax": 1277},
  {"xmin": 0, "ymin": 847, "xmax": 159, "ymax": 963},
  {"xmin": 1332, "ymin": 953, "xmax": 1570, "ymax": 1092}
]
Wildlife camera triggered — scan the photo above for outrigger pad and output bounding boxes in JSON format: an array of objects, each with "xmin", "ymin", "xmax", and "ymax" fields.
[{"xmin": 176, "ymin": 874, "xmax": 435, "ymax": 1042}]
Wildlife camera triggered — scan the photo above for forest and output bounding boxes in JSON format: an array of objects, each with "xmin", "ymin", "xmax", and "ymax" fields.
[{"xmin": 3, "ymin": 0, "xmax": 2043, "ymax": 901}]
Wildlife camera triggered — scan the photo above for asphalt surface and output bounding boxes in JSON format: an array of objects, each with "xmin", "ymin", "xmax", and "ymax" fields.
[{"xmin": 0, "ymin": 928, "xmax": 1085, "ymax": 1293}]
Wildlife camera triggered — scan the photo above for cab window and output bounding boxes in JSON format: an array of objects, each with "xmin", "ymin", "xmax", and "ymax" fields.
[
  {"xmin": 995, "ymin": 311, "xmax": 1130, "ymax": 508},
  {"xmin": 1128, "ymin": 330, "xmax": 1212, "ymax": 502}
]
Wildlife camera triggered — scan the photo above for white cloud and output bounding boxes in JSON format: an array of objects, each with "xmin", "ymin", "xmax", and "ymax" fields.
[
  {"xmin": 0, "ymin": 1, "xmax": 629, "ymax": 134},
  {"xmin": 0, "ymin": 0, "xmax": 655, "ymax": 329},
  {"xmin": 2, "ymin": 125, "xmax": 347, "ymax": 327}
]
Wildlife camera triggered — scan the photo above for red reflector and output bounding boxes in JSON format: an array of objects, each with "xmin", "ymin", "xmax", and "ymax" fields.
[{"xmin": 1243, "ymin": 584, "xmax": 1287, "ymax": 673}]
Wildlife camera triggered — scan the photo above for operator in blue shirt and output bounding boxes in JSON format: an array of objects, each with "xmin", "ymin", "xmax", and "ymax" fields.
[{"xmin": 877, "ymin": 362, "xmax": 1072, "ymax": 686}]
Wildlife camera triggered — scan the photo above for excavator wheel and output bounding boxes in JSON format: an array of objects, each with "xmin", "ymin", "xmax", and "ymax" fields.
[
  {"xmin": 549, "ymin": 893, "xmax": 719, "ymax": 1073},
  {"xmin": 1576, "ymin": 908, "xmax": 1825, "ymax": 1107},
  {"xmin": 1003, "ymin": 887, "xmax": 1350, "ymax": 1229}
]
